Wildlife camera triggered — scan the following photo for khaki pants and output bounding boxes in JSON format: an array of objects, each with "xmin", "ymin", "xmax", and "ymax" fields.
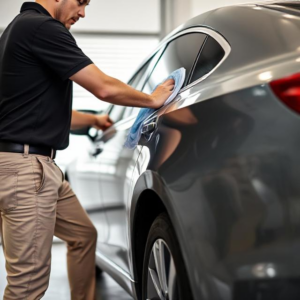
[{"xmin": 0, "ymin": 151, "xmax": 97, "ymax": 300}]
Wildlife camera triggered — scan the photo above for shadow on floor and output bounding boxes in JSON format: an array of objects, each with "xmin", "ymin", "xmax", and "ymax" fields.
[{"xmin": 96, "ymin": 272, "xmax": 134, "ymax": 300}]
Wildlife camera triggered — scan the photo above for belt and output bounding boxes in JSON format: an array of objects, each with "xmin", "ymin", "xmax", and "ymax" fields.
[{"xmin": 0, "ymin": 141, "xmax": 56, "ymax": 159}]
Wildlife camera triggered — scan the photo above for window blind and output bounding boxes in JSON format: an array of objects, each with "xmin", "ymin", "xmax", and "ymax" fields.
[{"xmin": 72, "ymin": 33, "xmax": 159, "ymax": 112}]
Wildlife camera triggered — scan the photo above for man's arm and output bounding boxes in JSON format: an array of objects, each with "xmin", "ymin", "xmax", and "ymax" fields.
[
  {"xmin": 71, "ymin": 110, "xmax": 113, "ymax": 131},
  {"xmin": 70, "ymin": 64, "xmax": 174, "ymax": 109}
]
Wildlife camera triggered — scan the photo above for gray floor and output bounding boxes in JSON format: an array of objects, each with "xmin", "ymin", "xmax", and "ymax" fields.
[{"xmin": 0, "ymin": 243, "xmax": 133, "ymax": 300}]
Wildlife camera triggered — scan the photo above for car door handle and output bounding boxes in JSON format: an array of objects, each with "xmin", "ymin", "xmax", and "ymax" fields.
[
  {"xmin": 92, "ymin": 147, "xmax": 103, "ymax": 157},
  {"xmin": 141, "ymin": 122, "xmax": 157, "ymax": 135},
  {"xmin": 91, "ymin": 142, "xmax": 104, "ymax": 157}
]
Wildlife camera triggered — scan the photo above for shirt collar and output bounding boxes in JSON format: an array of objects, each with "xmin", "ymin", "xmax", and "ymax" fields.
[{"xmin": 20, "ymin": 2, "xmax": 52, "ymax": 17}]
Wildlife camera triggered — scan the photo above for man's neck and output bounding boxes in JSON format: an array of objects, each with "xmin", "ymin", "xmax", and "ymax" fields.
[{"xmin": 35, "ymin": 0, "xmax": 55, "ymax": 18}]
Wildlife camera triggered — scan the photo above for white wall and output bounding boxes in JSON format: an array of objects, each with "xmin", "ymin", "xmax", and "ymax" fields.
[
  {"xmin": 0, "ymin": 0, "xmax": 160, "ymax": 33},
  {"xmin": 73, "ymin": 0, "xmax": 160, "ymax": 33},
  {"xmin": 0, "ymin": 1, "xmax": 23, "ymax": 29}
]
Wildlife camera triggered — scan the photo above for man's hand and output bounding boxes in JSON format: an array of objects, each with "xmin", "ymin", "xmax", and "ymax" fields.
[
  {"xmin": 71, "ymin": 110, "xmax": 113, "ymax": 131},
  {"xmin": 150, "ymin": 79, "xmax": 175, "ymax": 109},
  {"xmin": 92, "ymin": 114, "xmax": 113, "ymax": 131}
]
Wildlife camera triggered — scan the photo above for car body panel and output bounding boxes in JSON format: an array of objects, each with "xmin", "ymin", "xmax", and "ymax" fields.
[
  {"xmin": 95, "ymin": 116, "xmax": 141, "ymax": 274},
  {"xmin": 130, "ymin": 84, "xmax": 300, "ymax": 299}
]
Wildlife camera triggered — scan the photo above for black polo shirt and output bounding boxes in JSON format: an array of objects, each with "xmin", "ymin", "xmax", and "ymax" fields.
[{"xmin": 0, "ymin": 2, "xmax": 93, "ymax": 150}]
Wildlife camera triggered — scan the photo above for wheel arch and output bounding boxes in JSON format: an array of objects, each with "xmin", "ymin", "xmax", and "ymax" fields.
[{"xmin": 129, "ymin": 170, "xmax": 187, "ymax": 299}]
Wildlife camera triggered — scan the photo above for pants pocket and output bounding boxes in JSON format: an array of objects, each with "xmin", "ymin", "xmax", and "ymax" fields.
[
  {"xmin": 32, "ymin": 157, "xmax": 46, "ymax": 193},
  {"xmin": 32, "ymin": 157, "xmax": 63, "ymax": 195},
  {"xmin": 0, "ymin": 170, "xmax": 18, "ymax": 211}
]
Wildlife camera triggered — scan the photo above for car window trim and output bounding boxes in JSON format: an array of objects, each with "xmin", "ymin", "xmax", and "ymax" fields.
[
  {"xmin": 186, "ymin": 35, "xmax": 209, "ymax": 85},
  {"xmin": 166, "ymin": 27, "xmax": 231, "ymax": 93},
  {"xmin": 132, "ymin": 27, "xmax": 231, "ymax": 95}
]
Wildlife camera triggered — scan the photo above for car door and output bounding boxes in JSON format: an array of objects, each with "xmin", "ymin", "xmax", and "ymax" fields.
[
  {"xmin": 94, "ymin": 58, "xmax": 157, "ymax": 273},
  {"xmin": 66, "ymin": 105, "xmax": 126, "ymax": 244},
  {"xmin": 96, "ymin": 32, "xmax": 208, "ymax": 274},
  {"xmin": 94, "ymin": 107, "xmax": 141, "ymax": 273}
]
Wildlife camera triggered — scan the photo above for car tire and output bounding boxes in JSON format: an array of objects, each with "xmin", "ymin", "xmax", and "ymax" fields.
[{"xmin": 142, "ymin": 213, "xmax": 193, "ymax": 300}]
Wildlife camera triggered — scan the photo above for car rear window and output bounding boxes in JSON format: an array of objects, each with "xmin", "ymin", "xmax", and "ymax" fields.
[{"xmin": 189, "ymin": 36, "xmax": 225, "ymax": 83}]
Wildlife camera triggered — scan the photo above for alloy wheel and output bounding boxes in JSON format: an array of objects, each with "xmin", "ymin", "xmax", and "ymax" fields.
[{"xmin": 146, "ymin": 239, "xmax": 179, "ymax": 300}]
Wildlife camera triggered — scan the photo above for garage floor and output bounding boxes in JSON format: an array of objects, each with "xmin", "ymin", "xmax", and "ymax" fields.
[{"xmin": 0, "ymin": 243, "xmax": 134, "ymax": 300}]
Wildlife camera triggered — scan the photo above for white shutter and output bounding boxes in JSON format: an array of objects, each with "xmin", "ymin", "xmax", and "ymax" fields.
[{"xmin": 72, "ymin": 33, "xmax": 159, "ymax": 112}]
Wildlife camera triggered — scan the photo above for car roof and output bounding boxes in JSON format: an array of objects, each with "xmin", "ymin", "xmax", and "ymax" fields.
[
  {"xmin": 164, "ymin": 1, "xmax": 300, "ymax": 43},
  {"xmin": 164, "ymin": 2, "xmax": 300, "ymax": 71},
  {"xmin": 129, "ymin": 1, "xmax": 300, "ymax": 84}
]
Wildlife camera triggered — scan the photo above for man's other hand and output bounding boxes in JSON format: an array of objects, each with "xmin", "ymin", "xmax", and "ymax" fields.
[{"xmin": 93, "ymin": 114, "xmax": 114, "ymax": 131}]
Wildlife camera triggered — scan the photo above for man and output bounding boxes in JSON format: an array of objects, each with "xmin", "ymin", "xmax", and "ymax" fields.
[{"xmin": 0, "ymin": 0, "xmax": 174, "ymax": 299}]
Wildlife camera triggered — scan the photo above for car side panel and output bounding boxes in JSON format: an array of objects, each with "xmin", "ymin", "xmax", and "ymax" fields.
[{"xmin": 131, "ymin": 84, "xmax": 300, "ymax": 299}]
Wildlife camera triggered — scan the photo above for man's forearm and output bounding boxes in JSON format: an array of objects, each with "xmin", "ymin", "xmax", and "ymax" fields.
[
  {"xmin": 71, "ymin": 110, "xmax": 95, "ymax": 130},
  {"xmin": 70, "ymin": 64, "xmax": 172, "ymax": 109},
  {"xmin": 100, "ymin": 75, "xmax": 156, "ymax": 108}
]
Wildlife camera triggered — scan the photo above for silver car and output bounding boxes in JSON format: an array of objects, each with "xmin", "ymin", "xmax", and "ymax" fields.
[{"xmin": 66, "ymin": 1, "xmax": 300, "ymax": 299}]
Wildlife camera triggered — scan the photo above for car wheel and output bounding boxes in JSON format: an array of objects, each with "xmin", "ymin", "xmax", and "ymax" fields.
[{"xmin": 142, "ymin": 213, "xmax": 193, "ymax": 300}]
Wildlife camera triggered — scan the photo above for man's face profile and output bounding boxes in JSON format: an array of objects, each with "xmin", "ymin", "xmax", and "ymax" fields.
[{"xmin": 55, "ymin": 0, "xmax": 90, "ymax": 30}]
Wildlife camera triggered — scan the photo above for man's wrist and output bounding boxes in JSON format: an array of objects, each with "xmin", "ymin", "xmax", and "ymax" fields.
[
  {"xmin": 147, "ymin": 95, "xmax": 157, "ymax": 109},
  {"xmin": 89, "ymin": 114, "xmax": 97, "ymax": 127}
]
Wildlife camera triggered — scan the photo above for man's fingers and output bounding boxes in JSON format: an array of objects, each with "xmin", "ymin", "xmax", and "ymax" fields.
[
  {"xmin": 162, "ymin": 79, "xmax": 175, "ymax": 91},
  {"xmin": 162, "ymin": 79, "xmax": 175, "ymax": 86}
]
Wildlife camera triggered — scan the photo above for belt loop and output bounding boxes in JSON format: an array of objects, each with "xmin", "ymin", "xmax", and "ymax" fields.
[
  {"xmin": 23, "ymin": 144, "xmax": 29, "ymax": 158},
  {"xmin": 50, "ymin": 148, "xmax": 54, "ymax": 160}
]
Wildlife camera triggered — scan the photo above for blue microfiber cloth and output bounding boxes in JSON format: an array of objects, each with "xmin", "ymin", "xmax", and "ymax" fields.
[{"xmin": 124, "ymin": 67, "xmax": 186, "ymax": 149}]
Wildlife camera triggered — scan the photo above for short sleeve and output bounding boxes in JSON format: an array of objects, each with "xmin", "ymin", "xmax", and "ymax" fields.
[{"xmin": 32, "ymin": 20, "xmax": 93, "ymax": 80}]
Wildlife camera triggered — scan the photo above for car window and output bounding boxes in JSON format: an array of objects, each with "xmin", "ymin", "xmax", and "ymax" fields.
[
  {"xmin": 142, "ymin": 33, "xmax": 207, "ymax": 94},
  {"xmin": 131, "ymin": 107, "xmax": 141, "ymax": 116},
  {"xmin": 189, "ymin": 36, "xmax": 225, "ymax": 83},
  {"xmin": 108, "ymin": 105, "xmax": 126, "ymax": 123},
  {"xmin": 123, "ymin": 107, "xmax": 134, "ymax": 119},
  {"xmin": 128, "ymin": 59, "xmax": 152, "ymax": 89},
  {"xmin": 123, "ymin": 106, "xmax": 141, "ymax": 119}
]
